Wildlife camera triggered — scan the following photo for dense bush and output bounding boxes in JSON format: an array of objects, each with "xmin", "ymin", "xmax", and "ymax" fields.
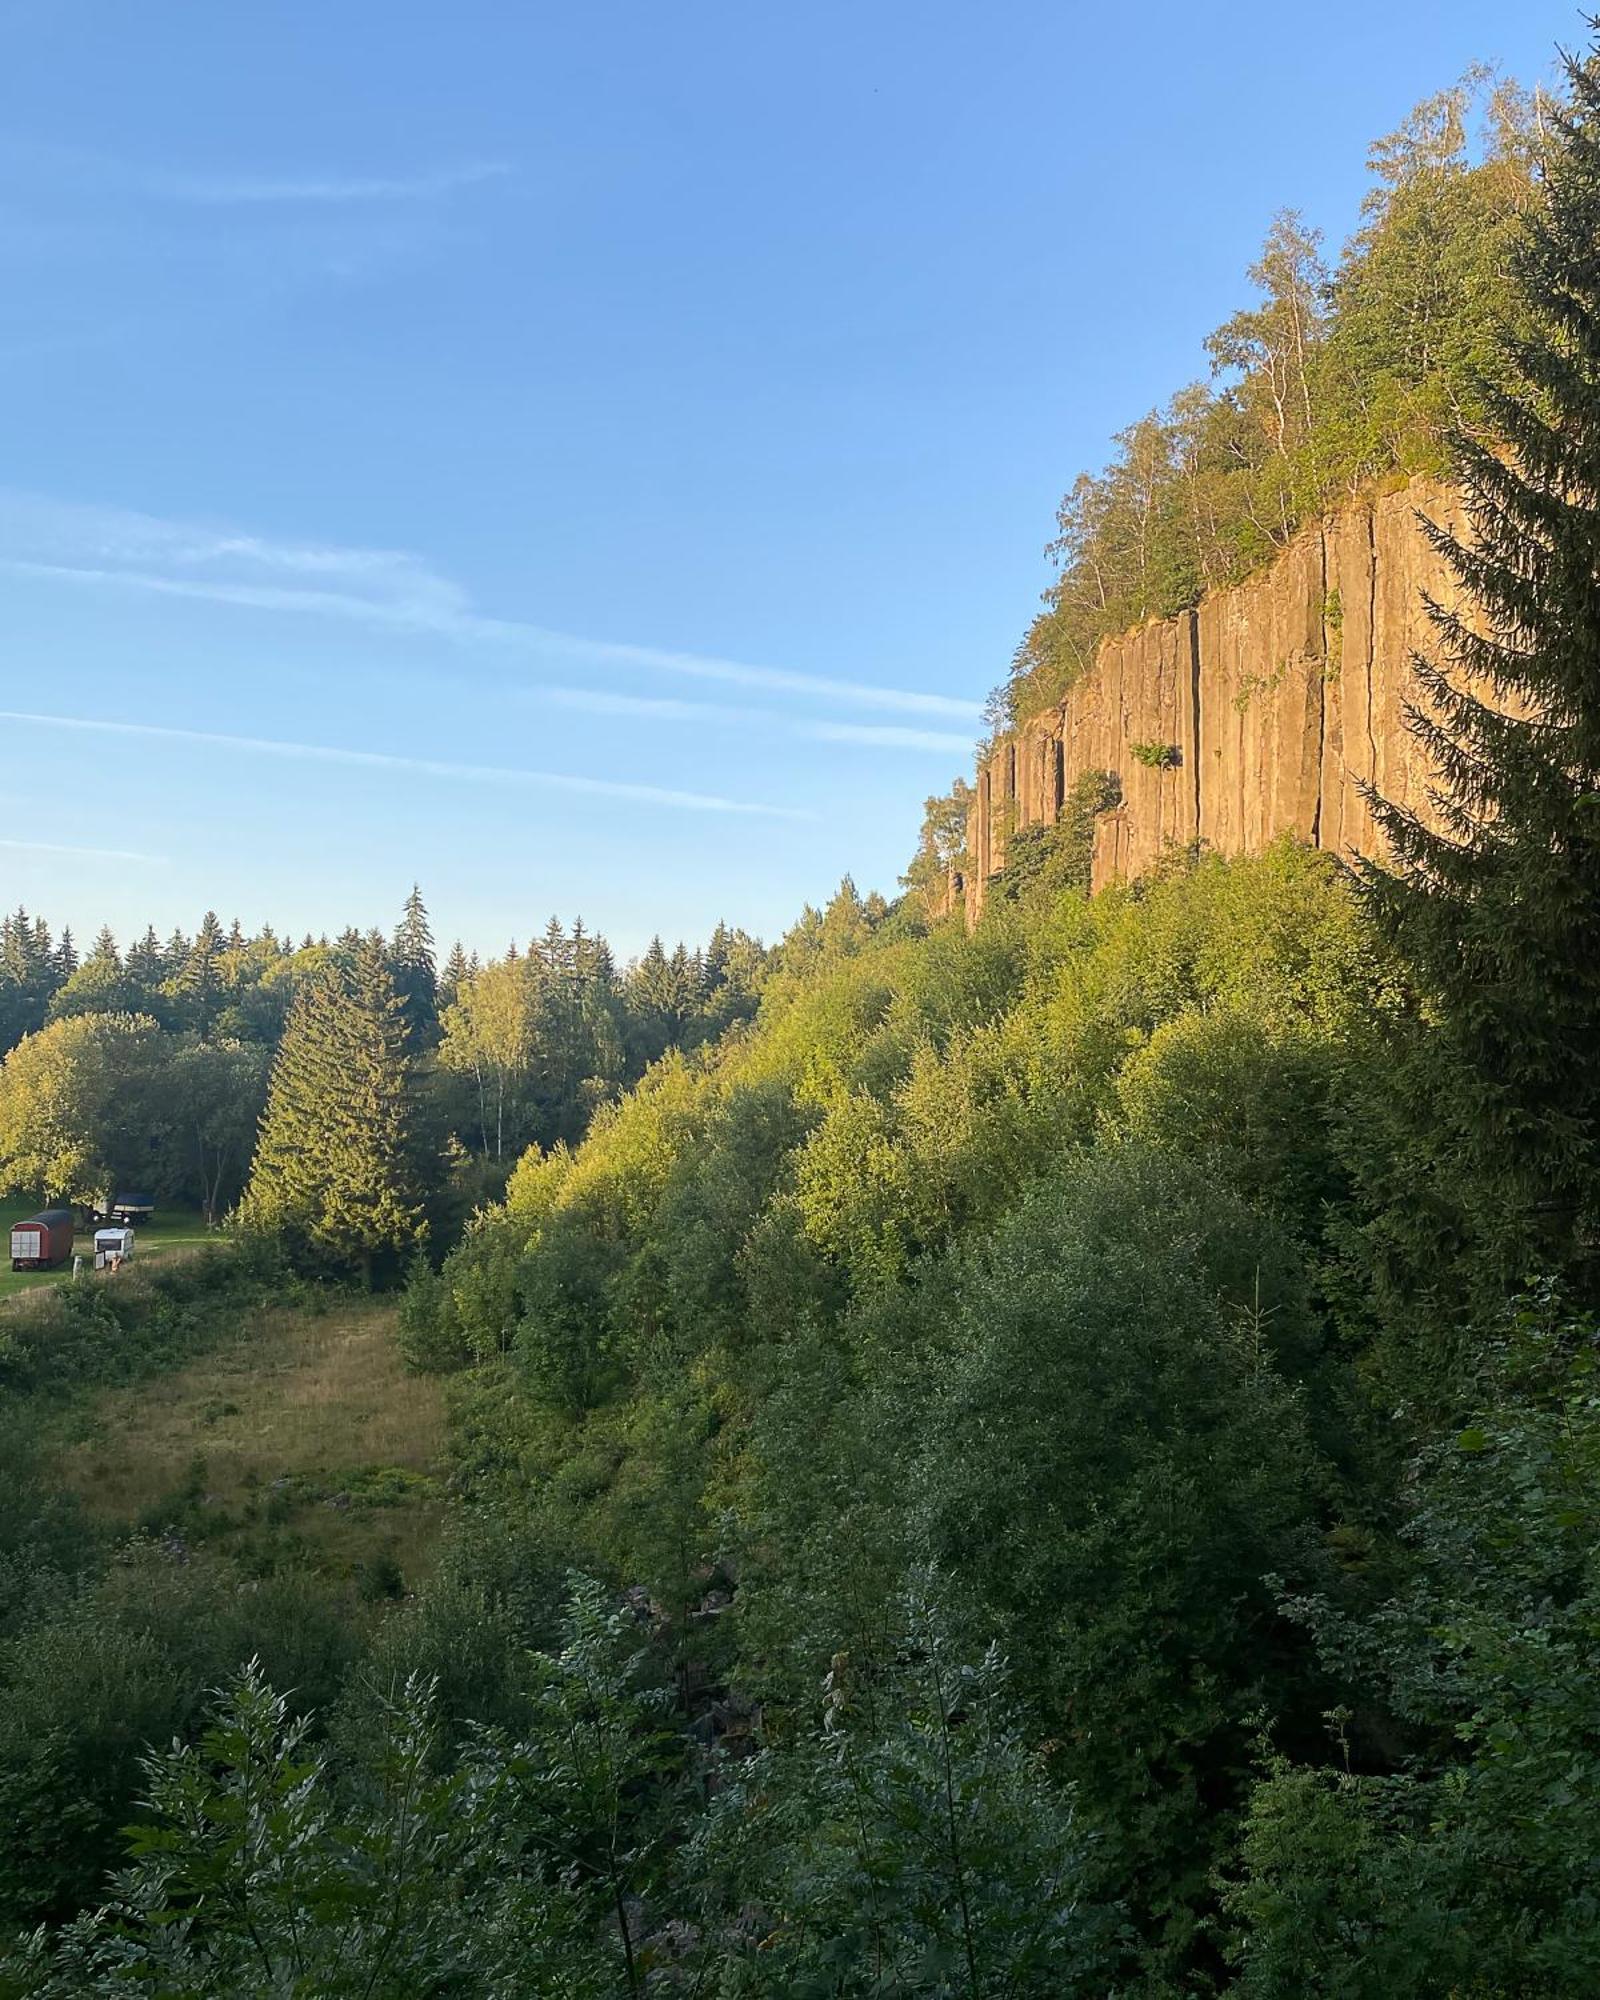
[{"xmin": 1226, "ymin": 1291, "xmax": 1600, "ymax": 1996}]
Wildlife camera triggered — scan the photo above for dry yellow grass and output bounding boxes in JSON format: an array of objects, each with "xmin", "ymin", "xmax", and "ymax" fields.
[{"xmin": 54, "ymin": 1297, "xmax": 449, "ymax": 1587}]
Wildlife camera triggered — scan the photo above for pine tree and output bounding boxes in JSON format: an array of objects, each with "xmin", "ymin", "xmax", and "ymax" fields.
[
  {"xmin": 624, "ymin": 936, "xmax": 700, "ymax": 1071},
  {"xmin": 580, "ymin": 932, "xmax": 616, "ymax": 987},
  {"xmin": 820, "ymin": 877, "xmax": 870, "ymax": 956},
  {"xmin": 390, "ymin": 885, "xmax": 438, "ymax": 1045},
  {"xmin": 126, "ymin": 926, "xmax": 162, "ymax": 979},
  {"xmin": 124, "ymin": 926, "xmax": 165, "ymax": 1017},
  {"xmin": 240, "ymin": 940, "xmax": 425, "ymax": 1281},
  {"xmin": 667, "ymin": 942, "xmax": 693, "ymax": 1007},
  {"xmin": 1360, "ymin": 38, "xmax": 1600, "ymax": 1281},
  {"xmin": 49, "ymin": 925, "xmax": 133, "ymax": 1021}
]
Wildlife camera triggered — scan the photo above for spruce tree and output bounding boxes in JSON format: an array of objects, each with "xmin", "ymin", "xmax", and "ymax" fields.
[
  {"xmin": 1360, "ymin": 38, "xmax": 1600, "ymax": 1281},
  {"xmin": 240, "ymin": 939, "xmax": 425, "ymax": 1280},
  {"xmin": 438, "ymin": 940, "xmax": 470, "ymax": 1012},
  {"xmin": 176, "ymin": 911, "xmax": 225, "ymax": 1035},
  {"xmin": 390, "ymin": 885, "xmax": 438, "ymax": 1045},
  {"xmin": 702, "ymin": 919, "xmax": 731, "ymax": 993},
  {"xmin": 537, "ymin": 915, "xmax": 571, "ymax": 977},
  {"xmin": 0, "ymin": 908, "xmax": 56, "ymax": 1050},
  {"xmin": 126, "ymin": 925, "xmax": 162, "ymax": 980}
]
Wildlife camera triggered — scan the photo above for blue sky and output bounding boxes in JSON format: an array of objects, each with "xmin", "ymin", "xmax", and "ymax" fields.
[{"xmin": 0, "ymin": 0, "xmax": 1574, "ymax": 958}]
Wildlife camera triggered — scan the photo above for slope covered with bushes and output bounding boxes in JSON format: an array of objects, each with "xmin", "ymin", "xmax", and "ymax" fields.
[{"xmin": 388, "ymin": 841, "xmax": 1461, "ymax": 1984}]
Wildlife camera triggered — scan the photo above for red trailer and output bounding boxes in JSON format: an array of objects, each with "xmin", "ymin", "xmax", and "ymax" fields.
[{"xmin": 10, "ymin": 1208, "xmax": 74, "ymax": 1271}]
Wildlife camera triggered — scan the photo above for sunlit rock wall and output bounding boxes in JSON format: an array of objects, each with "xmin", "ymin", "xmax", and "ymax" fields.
[{"xmin": 961, "ymin": 477, "xmax": 1472, "ymax": 917}]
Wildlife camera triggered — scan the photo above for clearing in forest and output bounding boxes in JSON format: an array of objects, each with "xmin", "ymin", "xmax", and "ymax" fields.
[
  {"xmin": 0, "ymin": 1204, "xmax": 217, "ymax": 1302},
  {"xmin": 51, "ymin": 1297, "xmax": 449, "ymax": 1593}
]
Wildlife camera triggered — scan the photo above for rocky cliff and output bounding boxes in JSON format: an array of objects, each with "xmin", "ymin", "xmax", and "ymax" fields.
[{"xmin": 960, "ymin": 476, "xmax": 1474, "ymax": 917}]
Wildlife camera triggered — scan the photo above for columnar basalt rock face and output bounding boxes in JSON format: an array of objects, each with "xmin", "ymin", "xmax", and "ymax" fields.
[
  {"xmin": 962, "ymin": 476, "xmax": 1469, "ymax": 919},
  {"xmin": 1088, "ymin": 611, "xmax": 1201, "ymax": 888}
]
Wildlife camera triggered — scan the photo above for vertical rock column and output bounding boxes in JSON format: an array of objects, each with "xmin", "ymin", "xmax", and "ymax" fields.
[
  {"xmin": 1324, "ymin": 481, "xmax": 1479, "ymax": 859},
  {"xmin": 1015, "ymin": 714, "xmax": 1064, "ymax": 831},
  {"xmin": 1088, "ymin": 611, "xmax": 1202, "ymax": 889},
  {"xmin": 1196, "ymin": 521, "xmax": 1328, "ymax": 860}
]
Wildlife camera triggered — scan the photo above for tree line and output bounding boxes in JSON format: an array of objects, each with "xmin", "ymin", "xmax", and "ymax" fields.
[{"xmin": 0, "ymin": 890, "xmax": 770, "ymax": 1229}]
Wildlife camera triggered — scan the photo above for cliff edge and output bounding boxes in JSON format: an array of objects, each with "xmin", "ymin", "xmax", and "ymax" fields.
[{"xmin": 960, "ymin": 475, "xmax": 1471, "ymax": 917}]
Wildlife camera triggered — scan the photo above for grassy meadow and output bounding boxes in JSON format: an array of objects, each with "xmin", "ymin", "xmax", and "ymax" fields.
[{"xmin": 48, "ymin": 1296, "xmax": 449, "ymax": 1594}]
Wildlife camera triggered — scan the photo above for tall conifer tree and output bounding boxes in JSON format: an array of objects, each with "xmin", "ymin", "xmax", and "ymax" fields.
[
  {"xmin": 438, "ymin": 940, "xmax": 470, "ymax": 1012},
  {"xmin": 391, "ymin": 885, "xmax": 439, "ymax": 1046},
  {"xmin": 1360, "ymin": 38, "xmax": 1600, "ymax": 1278},
  {"xmin": 175, "ymin": 911, "xmax": 225, "ymax": 1035},
  {"xmin": 240, "ymin": 939, "xmax": 425, "ymax": 1280}
]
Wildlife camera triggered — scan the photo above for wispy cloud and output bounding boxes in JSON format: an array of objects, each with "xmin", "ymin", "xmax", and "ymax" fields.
[
  {"xmin": 0, "ymin": 141, "xmax": 506, "ymax": 313},
  {"xmin": 0, "ymin": 494, "xmax": 463, "ymax": 608},
  {"xmin": 803, "ymin": 720, "xmax": 978, "ymax": 752},
  {"xmin": 0, "ymin": 834, "xmax": 167, "ymax": 864},
  {"xmin": 150, "ymin": 162, "xmax": 510, "ymax": 206},
  {"xmin": 0, "ymin": 710, "xmax": 810, "ymax": 821},
  {"xmin": 539, "ymin": 685, "xmax": 974, "ymax": 752},
  {"xmin": 542, "ymin": 689, "xmax": 734, "ymax": 723},
  {"xmin": 522, "ymin": 628, "xmax": 981, "ymax": 720},
  {"xmin": 0, "ymin": 140, "xmax": 510, "ymax": 210},
  {"xmin": 0, "ymin": 493, "xmax": 985, "ymax": 722}
]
